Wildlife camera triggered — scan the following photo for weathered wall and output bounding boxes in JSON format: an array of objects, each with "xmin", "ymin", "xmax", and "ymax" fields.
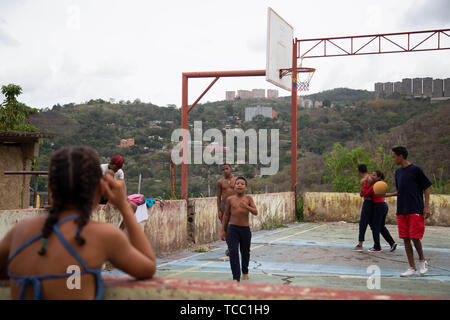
[
  {"xmin": 189, "ymin": 192, "xmax": 296, "ymax": 245},
  {"xmin": 0, "ymin": 208, "xmax": 40, "ymax": 239},
  {"xmin": 0, "ymin": 200, "xmax": 188, "ymax": 256},
  {"xmin": 141, "ymin": 200, "xmax": 187, "ymax": 255},
  {"xmin": 303, "ymin": 192, "xmax": 450, "ymax": 226},
  {"xmin": 0, "ymin": 145, "xmax": 32, "ymax": 210},
  {"xmin": 188, "ymin": 197, "xmax": 221, "ymax": 245}
]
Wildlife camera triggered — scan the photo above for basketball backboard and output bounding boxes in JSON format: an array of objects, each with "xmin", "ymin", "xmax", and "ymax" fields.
[{"xmin": 266, "ymin": 7, "xmax": 294, "ymax": 91}]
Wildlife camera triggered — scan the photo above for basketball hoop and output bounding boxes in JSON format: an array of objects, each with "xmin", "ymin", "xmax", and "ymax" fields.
[{"xmin": 279, "ymin": 66, "xmax": 315, "ymax": 92}]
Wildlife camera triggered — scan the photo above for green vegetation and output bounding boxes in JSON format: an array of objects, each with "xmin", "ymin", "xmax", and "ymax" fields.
[
  {"xmin": 296, "ymin": 197, "xmax": 304, "ymax": 222},
  {"xmin": 261, "ymin": 218, "xmax": 288, "ymax": 230},
  {"xmin": 0, "ymin": 84, "xmax": 37, "ymax": 132},
  {"xmin": 324, "ymin": 144, "xmax": 396, "ymax": 192}
]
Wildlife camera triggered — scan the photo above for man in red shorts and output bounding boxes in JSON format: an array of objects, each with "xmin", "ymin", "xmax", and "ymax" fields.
[{"xmin": 386, "ymin": 146, "xmax": 432, "ymax": 277}]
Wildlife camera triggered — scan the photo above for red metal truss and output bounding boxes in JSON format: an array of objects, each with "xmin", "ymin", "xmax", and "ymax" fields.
[{"xmin": 298, "ymin": 29, "xmax": 450, "ymax": 59}]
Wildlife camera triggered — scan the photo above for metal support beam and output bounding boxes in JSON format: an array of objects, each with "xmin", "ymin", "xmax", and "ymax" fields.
[{"xmin": 298, "ymin": 28, "xmax": 450, "ymax": 59}]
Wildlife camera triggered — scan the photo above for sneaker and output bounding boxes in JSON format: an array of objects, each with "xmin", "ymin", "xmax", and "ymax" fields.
[
  {"xmin": 390, "ymin": 243, "xmax": 397, "ymax": 252},
  {"xmin": 368, "ymin": 247, "xmax": 382, "ymax": 252},
  {"xmin": 400, "ymin": 267, "xmax": 417, "ymax": 277},
  {"xmin": 352, "ymin": 245, "xmax": 363, "ymax": 252},
  {"xmin": 418, "ymin": 260, "xmax": 429, "ymax": 275}
]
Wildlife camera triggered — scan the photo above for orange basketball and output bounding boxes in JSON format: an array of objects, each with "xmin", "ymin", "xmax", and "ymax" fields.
[{"xmin": 373, "ymin": 181, "xmax": 388, "ymax": 196}]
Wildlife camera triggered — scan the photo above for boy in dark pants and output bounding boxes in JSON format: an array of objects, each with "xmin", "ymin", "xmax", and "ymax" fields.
[
  {"xmin": 362, "ymin": 170, "xmax": 397, "ymax": 252},
  {"xmin": 221, "ymin": 177, "xmax": 258, "ymax": 282},
  {"xmin": 353, "ymin": 164, "xmax": 374, "ymax": 251}
]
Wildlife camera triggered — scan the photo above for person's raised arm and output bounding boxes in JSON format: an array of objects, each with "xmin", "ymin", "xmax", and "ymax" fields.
[
  {"xmin": 0, "ymin": 229, "xmax": 13, "ymax": 279},
  {"xmin": 240, "ymin": 196, "xmax": 258, "ymax": 215}
]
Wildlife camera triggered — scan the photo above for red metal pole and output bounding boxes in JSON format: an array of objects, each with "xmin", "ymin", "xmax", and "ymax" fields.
[
  {"xmin": 183, "ymin": 70, "xmax": 265, "ymax": 78},
  {"xmin": 181, "ymin": 74, "xmax": 189, "ymax": 200},
  {"xmin": 291, "ymin": 39, "xmax": 298, "ymax": 192}
]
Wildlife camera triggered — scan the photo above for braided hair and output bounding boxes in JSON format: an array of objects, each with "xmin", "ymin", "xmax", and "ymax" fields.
[{"xmin": 38, "ymin": 146, "xmax": 102, "ymax": 255}]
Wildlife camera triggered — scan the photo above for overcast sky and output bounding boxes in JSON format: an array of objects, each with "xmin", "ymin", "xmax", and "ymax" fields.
[{"xmin": 1, "ymin": 0, "xmax": 449, "ymax": 109}]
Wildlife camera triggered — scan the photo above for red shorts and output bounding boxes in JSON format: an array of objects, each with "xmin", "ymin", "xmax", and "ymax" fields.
[{"xmin": 397, "ymin": 214, "xmax": 425, "ymax": 239}]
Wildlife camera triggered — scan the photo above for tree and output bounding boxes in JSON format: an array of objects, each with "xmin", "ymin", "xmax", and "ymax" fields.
[
  {"xmin": 323, "ymin": 99, "xmax": 331, "ymax": 107},
  {"xmin": 225, "ymin": 103, "xmax": 233, "ymax": 116},
  {"xmin": 0, "ymin": 84, "xmax": 37, "ymax": 132}
]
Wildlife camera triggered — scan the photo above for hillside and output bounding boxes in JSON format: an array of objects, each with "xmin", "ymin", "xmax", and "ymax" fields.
[
  {"xmin": 282, "ymin": 87, "xmax": 376, "ymax": 105},
  {"xmin": 29, "ymin": 90, "xmax": 450, "ymax": 197}
]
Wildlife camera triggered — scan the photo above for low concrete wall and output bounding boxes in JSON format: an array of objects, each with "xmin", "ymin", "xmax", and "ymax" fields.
[
  {"xmin": 142, "ymin": 200, "xmax": 187, "ymax": 255},
  {"xmin": 0, "ymin": 200, "xmax": 188, "ymax": 256},
  {"xmin": 188, "ymin": 197, "xmax": 221, "ymax": 245},
  {"xmin": 303, "ymin": 192, "xmax": 450, "ymax": 226},
  {"xmin": 189, "ymin": 192, "xmax": 296, "ymax": 245}
]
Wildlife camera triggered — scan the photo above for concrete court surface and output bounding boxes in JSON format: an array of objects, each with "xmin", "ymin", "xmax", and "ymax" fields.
[{"xmin": 105, "ymin": 222, "xmax": 450, "ymax": 299}]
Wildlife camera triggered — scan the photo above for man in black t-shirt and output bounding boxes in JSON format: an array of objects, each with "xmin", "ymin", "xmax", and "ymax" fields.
[{"xmin": 386, "ymin": 146, "xmax": 432, "ymax": 277}]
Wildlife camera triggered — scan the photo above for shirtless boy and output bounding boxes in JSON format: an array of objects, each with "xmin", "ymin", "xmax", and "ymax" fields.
[
  {"xmin": 217, "ymin": 164, "xmax": 236, "ymax": 255},
  {"xmin": 221, "ymin": 177, "xmax": 258, "ymax": 282}
]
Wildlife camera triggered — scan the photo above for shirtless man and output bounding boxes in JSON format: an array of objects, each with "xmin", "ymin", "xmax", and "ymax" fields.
[
  {"xmin": 217, "ymin": 164, "xmax": 236, "ymax": 221},
  {"xmin": 217, "ymin": 164, "xmax": 236, "ymax": 256},
  {"xmin": 221, "ymin": 177, "xmax": 258, "ymax": 282}
]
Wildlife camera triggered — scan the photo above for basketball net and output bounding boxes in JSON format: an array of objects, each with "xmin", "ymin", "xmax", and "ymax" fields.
[{"xmin": 293, "ymin": 58, "xmax": 315, "ymax": 92}]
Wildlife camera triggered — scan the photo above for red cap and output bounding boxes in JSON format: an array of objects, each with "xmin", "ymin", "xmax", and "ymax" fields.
[{"xmin": 111, "ymin": 155, "xmax": 124, "ymax": 169}]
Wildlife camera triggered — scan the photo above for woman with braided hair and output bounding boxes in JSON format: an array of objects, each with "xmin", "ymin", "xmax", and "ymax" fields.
[{"xmin": 0, "ymin": 146, "xmax": 156, "ymax": 299}]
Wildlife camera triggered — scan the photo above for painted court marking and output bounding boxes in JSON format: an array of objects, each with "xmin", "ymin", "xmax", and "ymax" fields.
[{"xmin": 164, "ymin": 224, "xmax": 326, "ymax": 278}]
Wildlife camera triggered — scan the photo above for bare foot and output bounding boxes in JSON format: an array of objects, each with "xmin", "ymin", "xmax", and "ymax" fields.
[
  {"xmin": 242, "ymin": 274, "xmax": 249, "ymax": 280},
  {"xmin": 232, "ymin": 280, "xmax": 239, "ymax": 283}
]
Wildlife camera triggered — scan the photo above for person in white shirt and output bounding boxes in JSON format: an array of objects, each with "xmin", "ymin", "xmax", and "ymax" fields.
[
  {"xmin": 100, "ymin": 155, "xmax": 125, "ymax": 180},
  {"xmin": 100, "ymin": 155, "xmax": 125, "ymax": 204}
]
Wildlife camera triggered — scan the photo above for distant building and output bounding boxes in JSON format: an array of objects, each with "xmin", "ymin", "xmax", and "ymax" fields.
[
  {"xmin": 374, "ymin": 82, "xmax": 383, "ymax": 98},
  {"xmin": 423, "ymin": 77, "xmax": 432, "ymax": 97},
  {"xmin": 267, "ymin": 89, "xmax": 279, "ymax": 99},
  {"xmin": 300, "ymin": 98, "xmax": 313, "ymax": 108},
  {"xmin": 384, "ymin": 82, "xmax": 394, "ymax": 97},
  {"xmin": 252, "ymin": 89, "xmax": 265, "ymax": 98},
  {"xmin": 413, "ymin": 78, "xmax": 422, "ymax": 96},
  {"xmin": 225, "ymin": 91, "xmax": 235, "ymax": 101},
  {"xmin": 402, "ymin": 78, "xmax": 412, "ymax": 96},
  {"xmin": 119, "ymin": 138, "xmax": 135, "ymax": 148},
  {"xmin": 245, "ymin": 106, "xmax": 273, "ymax": 121},
  {"xmin": 433, "ymin": 79, "xmax": 444, "ymax": 98},
  {"xmin": 445, "ymin": 78, "xmax": 450, "ymax": 97},
  {"xmin": 394, "ymin": 82, "xmax": 402, "ymax": 94},
  {"xmin": 237, "ymin": 90, "xmax": 252, "ymax": 99},
  {"xmin": 314, "ymin": 101, "xmax": 323, "ymax": 108}
]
